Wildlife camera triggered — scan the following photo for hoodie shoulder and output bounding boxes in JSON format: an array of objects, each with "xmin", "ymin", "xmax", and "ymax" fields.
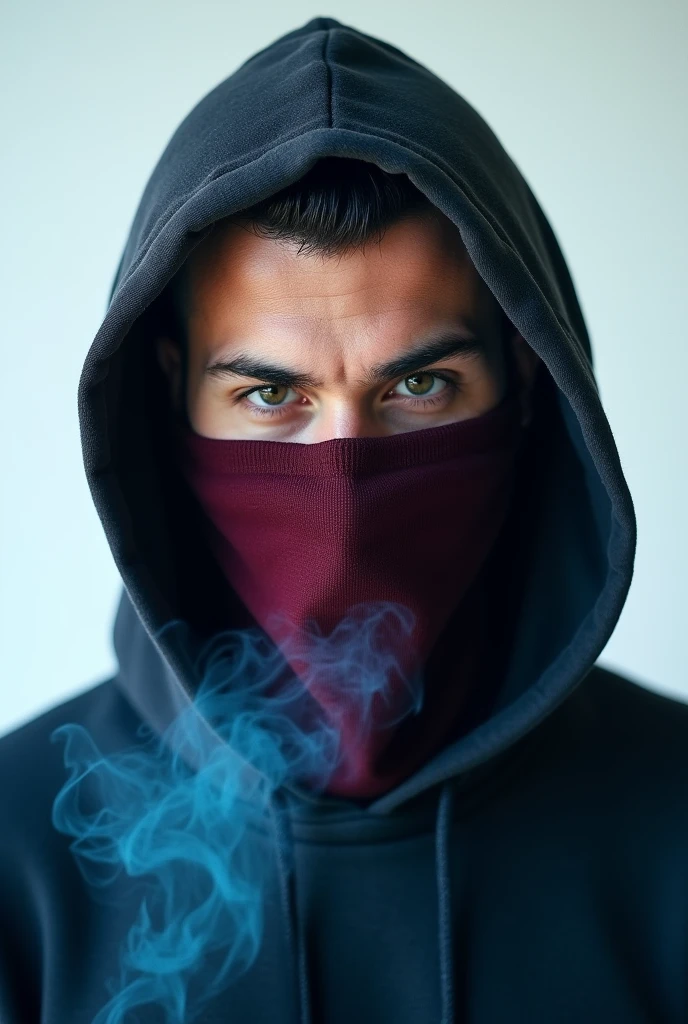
[
  {"xmin": 540, "ymin": 661, "xmax": 688, "ymax": 807},
  {"xmin": 0, "ymin": 681, "xmax": 145, "ymax": 1021},
  {"xmin": 0, "ymin": 683, "xmax": 107, "ymax": 792},
  {"xmin": 0, "ymin": 679, "xmax": 143, "ymax": 834},
  {"xmin": 588, "ymin": 662, "xmax": 688, "ymax": 738}
]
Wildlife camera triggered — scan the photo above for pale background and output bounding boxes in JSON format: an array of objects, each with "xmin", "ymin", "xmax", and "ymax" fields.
[{"xmin": 1, "ymin": 0, "xmax": 686, "ymax": 738}]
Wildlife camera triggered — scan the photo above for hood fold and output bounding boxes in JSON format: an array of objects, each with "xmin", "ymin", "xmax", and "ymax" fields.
[{"xmin": 80, "ymin": 14, "xmax": 636, "ymax": 818}]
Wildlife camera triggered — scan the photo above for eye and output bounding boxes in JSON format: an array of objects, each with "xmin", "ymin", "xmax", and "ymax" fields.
[
  {"xmin": 244, "ymin": 384, "xmax": 297, "ymax": 408},
  {"xmin": 237, "ymin": 371, "xmax": 458, "ymax": 420},
  {"xmin": 392, "ymin": 373, "xmax": 448, "ymax": 399}
]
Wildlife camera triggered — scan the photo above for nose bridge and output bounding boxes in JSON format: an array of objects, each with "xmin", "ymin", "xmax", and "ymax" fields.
[
  {"xmin": 310, "ymin": 328, "xmax": 382, "ymax": 441},
  {"xmin": 310, "ymin": 397, "xmax": 384, "ymax": 441}
]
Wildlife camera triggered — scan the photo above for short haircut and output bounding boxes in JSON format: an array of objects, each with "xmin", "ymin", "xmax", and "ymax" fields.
[
  {"xmin": 159, "ymin": 156, "xmax": 517, "ymax": 399},
  {"xmin": 163, "ymin": 156, "xmax": 438, "ymax": 347}
]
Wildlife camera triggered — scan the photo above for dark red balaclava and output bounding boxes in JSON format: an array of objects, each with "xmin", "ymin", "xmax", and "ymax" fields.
[{"xmin": 176, "ymin": 391, "xmax": 524, "ymax": 801}]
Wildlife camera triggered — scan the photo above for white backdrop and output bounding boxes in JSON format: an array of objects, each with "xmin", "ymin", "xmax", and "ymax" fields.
[{"xmin": 1, "ymin": 0, "xmax": 686, "ymax": 738}]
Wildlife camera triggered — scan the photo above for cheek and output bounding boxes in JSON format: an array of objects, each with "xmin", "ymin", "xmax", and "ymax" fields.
[
  {"xmin": 462, "ymin": 360, "xmax": 506, "ymax": 405},
  {"xmin": 466, "ymin": 380, "xmax": 507, "ymax": 421},
  {"xmin": 481, "ymin": 340, "xmax": 511, "ymax": 401},
  {"xmin": 187, "ymin": 383, "xmax": 269, "ymax": 441},
  {"xmin": 183, "ymin": 342, "xmax": 224, "ymax": 433},
  {"xmin": 186, "ymin": 379, "xmax": 229, "ymax": 439}
]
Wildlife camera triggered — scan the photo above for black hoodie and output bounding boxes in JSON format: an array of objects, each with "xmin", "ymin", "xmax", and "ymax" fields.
[{"xmin": 2, "ymin": 15, "xmax": 688, "ymax": 1024}]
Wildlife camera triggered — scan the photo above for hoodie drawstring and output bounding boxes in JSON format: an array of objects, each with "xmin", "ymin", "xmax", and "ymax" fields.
[
  {"xmin": 270, "ymin": 788, "xmax": 312, "ymax": 1024},
  {"xmin": 270, "ymin": 780, "xmax": 455, "ymax": 1024},
  {"xmin": 436, "ymin": 780, "xmax": 455, "ymax": 1023}
]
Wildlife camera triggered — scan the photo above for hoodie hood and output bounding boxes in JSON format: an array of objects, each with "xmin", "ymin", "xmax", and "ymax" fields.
[
  {"xmin": 81, "ymin": 15, "xmax": 635, "ymax": 819},
  {"xmin": 64, "ymin": 16, "xmax": 641, "ymax": 1024}
]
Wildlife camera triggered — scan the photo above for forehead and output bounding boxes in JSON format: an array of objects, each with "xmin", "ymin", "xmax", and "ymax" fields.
[
  {"xmin": 183, "ymin": 213, "xmax": 483, "ymax": 307},
  {"xmin": 176, "ymin": 212, "xmax": 506, "ymax": 367}
]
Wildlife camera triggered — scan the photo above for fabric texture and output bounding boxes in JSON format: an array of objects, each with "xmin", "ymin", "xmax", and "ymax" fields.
[
  {"xmin": 176, "ymin": 389, "xmax": 524, "ymax": 800},
  {"xmin": 1, "ymin": 15, "xmax": 688, "ymax": 1024}
]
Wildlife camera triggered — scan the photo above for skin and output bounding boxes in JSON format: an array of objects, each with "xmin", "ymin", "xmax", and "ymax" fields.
[{"xmin": 157, "ymin": 209, "xmax": 541, "ymax": 442}]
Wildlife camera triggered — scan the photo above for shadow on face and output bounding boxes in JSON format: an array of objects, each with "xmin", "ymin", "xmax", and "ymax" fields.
[{"xmin": 157, "ymin": 210, "xmax": 540, "ymax": 442}]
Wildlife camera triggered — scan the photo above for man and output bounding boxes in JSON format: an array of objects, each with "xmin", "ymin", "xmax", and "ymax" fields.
[{"xmin": 1, "ymin": 15, "xmax": 686, "ymax": 1024}]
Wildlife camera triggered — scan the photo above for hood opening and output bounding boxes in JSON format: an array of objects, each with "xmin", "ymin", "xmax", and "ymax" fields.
[
  {"xmin": 77, "ymin": 18, "xmax": 635, "ymax": 805},
  {"xmin": 106, "ymin": 283, "xmax": 610, "ymax": 752},
  {"xmin": 56, "ymin": 20, "xmax": 639, "ymax": 1024}
]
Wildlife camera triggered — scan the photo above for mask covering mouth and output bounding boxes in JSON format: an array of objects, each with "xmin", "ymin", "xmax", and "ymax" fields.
[{"xmin": 175, "ymin": 391, "xmax": 524, "ymax": 800}]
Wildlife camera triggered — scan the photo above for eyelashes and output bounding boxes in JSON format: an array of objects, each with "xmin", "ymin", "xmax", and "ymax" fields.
[{"xmin": 235, "ymin": 372, "xmax": 461, "ymax": 419}]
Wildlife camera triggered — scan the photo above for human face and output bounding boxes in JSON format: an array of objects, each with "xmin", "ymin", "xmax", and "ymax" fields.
[{"xmin": 157, "ymin": 210, "xmax": 539, "ymax": 442}]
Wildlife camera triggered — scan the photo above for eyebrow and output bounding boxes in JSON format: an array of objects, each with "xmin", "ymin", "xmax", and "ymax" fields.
[{"xmin": 203, "ymin": 329, "xmax": 487, "ymax": 390}]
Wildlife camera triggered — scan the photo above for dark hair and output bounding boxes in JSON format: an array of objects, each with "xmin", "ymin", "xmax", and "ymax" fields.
[
  {"xmin": 164, "ymin": 157, "xmax": 439, "ymax": 344},
  {"xmin": 231, "ymin": 156, "xmax": 436, "ymax": 258},
  {"xmin": 159, "ymin": 158, "xmax": 519, "ymax": 401}
]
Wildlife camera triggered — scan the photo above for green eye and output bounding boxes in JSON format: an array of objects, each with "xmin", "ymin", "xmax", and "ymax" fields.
[
  {"xmin": 247, "ymin": 385, "xmax": 291, "ymax": 407},
  {"xmin": 404, "ymin": 373, "xmax": 434, "ymax": 396},
  {"xmin": 395, "ymin": 373, "xmax": 446, "ymax": 398}
]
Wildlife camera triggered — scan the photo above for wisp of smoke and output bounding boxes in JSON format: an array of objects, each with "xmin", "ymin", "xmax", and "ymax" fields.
[{"xmin": 51, "ymin": 600, "xmax": 421, "ymax": 1023}]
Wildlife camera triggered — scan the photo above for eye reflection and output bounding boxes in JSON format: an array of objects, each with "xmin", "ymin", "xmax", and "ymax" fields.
[
  {"xmin": 240, "ymin": 371, "xmax": 454, "ymax": 415},
  {"xmin": 392, "ymin": 373, "xmax": 447, "ymax": 398},
  {"xmin": 246, "ymin": 385, "xmax": 293, "ymax": 407}
]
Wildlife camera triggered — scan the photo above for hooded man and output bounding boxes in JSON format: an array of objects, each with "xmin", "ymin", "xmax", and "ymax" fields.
[{"xmin": 1, "ymin": 15, "xmax": 687, "ymax": 1024}]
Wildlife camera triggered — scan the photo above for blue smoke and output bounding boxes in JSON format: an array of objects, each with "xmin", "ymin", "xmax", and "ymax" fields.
[{"xmin": 51, "ymin": 600, "xmax": 421, "ymax": 1024}]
